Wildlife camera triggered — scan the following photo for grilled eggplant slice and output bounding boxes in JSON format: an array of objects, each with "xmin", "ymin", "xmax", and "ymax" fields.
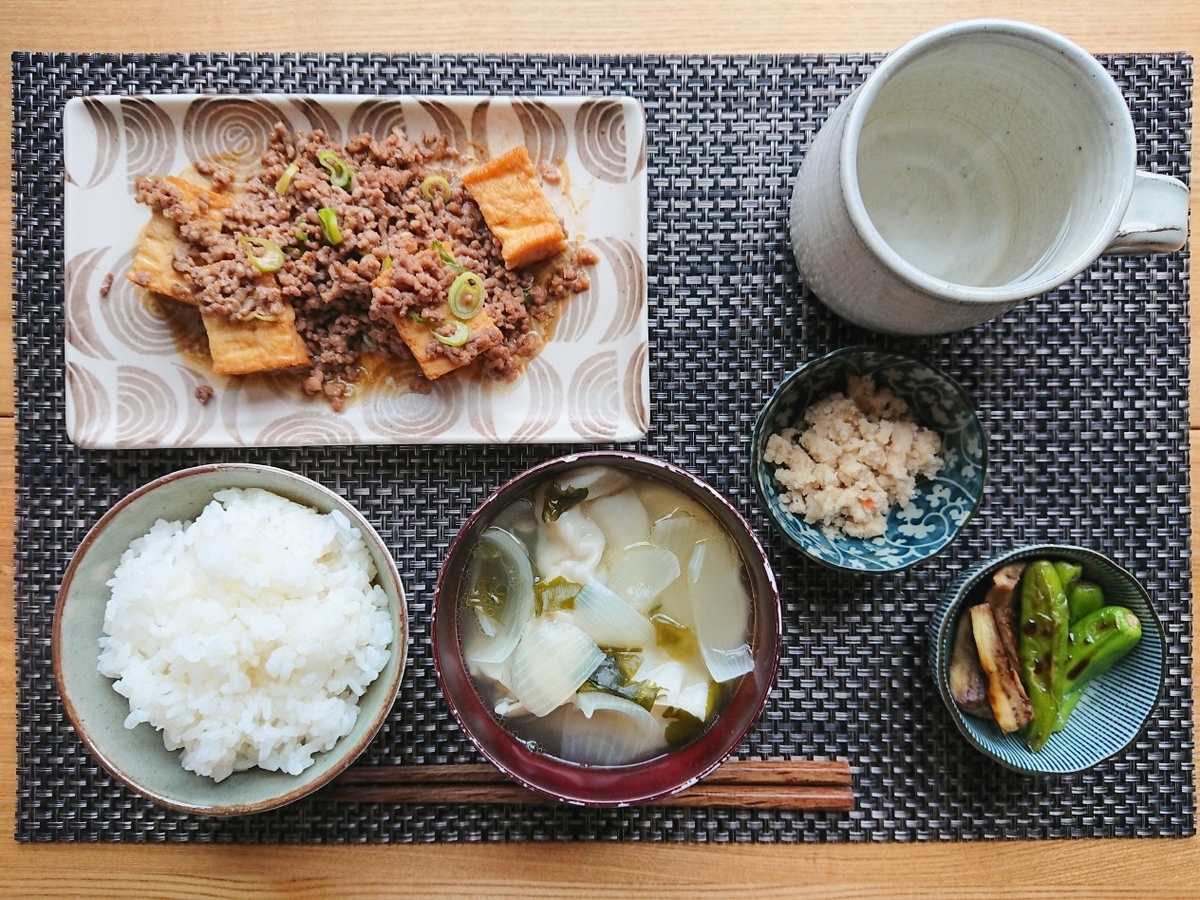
[
  {"xmin": 969, "ymin": 603, "xmax": 1034, "ymax": 733},
  {"xmin": 949, "ymin": 613, "xmax": 991, "ymax": 718}
]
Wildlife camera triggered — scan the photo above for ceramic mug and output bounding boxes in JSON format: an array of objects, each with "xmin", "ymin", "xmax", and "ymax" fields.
[{"xmin": 789, "ymin": 19, "xmax": 1190, "ymax": 335}]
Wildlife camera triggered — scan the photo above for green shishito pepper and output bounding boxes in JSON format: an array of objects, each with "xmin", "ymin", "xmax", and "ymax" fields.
[
  {"xmin": 1053, "ymin": 560, "xmax": 1082, "ymax": 592},
  {"xmin": 1053, "ymin": 604, "xmax": 1142, "ymax": 730},
  {"xmin": 1018, "ymin": 560, "xmax": 1070, "ymax": 751},
  {"xmin": 1066, "ymin": 580, "xmax": 1106, "ymax": 624}
]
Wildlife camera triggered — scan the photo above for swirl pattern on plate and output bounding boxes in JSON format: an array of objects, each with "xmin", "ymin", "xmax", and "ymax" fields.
[
  {"xmin": 288, "ymin": 97, "xmax": 343, "ymax": 142},
  {"xmin": 568, "ymin": 351, "xmax": 620, "ymax": 440},
  {"xmin": 254, "ymin": 412, "xmax": 362, "ymax": 446},
  {"xmin": 552, "ymin": 278, "xmax": 598, "ymax": 343},
  {"xmin": 183, "ymin": 97, "xmax": 281, "ymax": 180},
  {"xmin": 418, "ymin": 99, "xmax": 470, "ymax": 152},
  {"xmin": 116, "ymin": 366, "xmax": 178, "ymax": 446},
  {"xmin": 348, "ymin": 99, "xmax": 408, "ymax": 141},
  {"xmin": 465, "ymin": 371, "xmax": 501, "ymax": 444},
  {"xmin": 593, "ymin": 237, "xmax": 646, "ymax": 343},
  {"xmin": 65, "ymin": 247, "xmax": 116, "ymax": 360},
  {"xmin": 99, "ymin": 253, "xmax": 183, "ymax": 356},
  {"xmin": 67, "ymin": 98, "xmax": 121, "ymax": 190},
  {"xmin": 506, "ymin": 358, "xmax": 564, "ymax": 443},
  {"xmin": 66, "ymin": 362, "xmax": 111, "ymax": 447},
  {"xmin": 624, "ymin": 343, "xmax": 649, "ymax": 432},
  {"xmin": 120, "ymin": 97, "xmax": 175, "ymax": 194},
  {"xmin": 513, "ymin": 100, "xmax": 569, "ymax": 165},
  {"xmin": 363, "ymin": 375, "xmax": 465, "ymax": 439},
  {"xmin": 172, "ymin": 365, "xmax": 221, "ymax": 446},
  {"xmin": 575, "ymin": 99, "xmax": 643, "ymax": 183}
]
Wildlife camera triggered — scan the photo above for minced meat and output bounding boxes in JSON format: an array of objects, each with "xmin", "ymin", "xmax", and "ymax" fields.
[{"xmin": 134, "ymin": 124, "xmax": 593, "ymax": 408}]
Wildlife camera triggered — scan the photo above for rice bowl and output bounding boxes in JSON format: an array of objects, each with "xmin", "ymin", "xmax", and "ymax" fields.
[
  {"xmin": 99, "ymin": 487, "xmax": 394, "ymax": 783},
  {"xmin": 54, "ymin": 464, "xmax": 408, "ymax": 816}
]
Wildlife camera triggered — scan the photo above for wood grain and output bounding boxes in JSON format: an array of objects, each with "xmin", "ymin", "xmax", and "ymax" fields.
[
  {"xmin": 324, "ymin": 760, "xmax": 855, "ymax": 810},
  {"xmin": 1, "ymin": 1, "xmax": 1197, "ymax": 896}
]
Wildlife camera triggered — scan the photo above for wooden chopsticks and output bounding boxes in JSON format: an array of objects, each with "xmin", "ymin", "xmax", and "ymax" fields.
[{"xmin": 324, "ymin": 759, "xmax": 853, "ymax": 811}]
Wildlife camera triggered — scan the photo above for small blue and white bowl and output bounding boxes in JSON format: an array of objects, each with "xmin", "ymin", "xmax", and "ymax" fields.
[
  {"xmin": 929, "ymin": 544, "xmax": 1166, "ymax": 774},
  {"xmin": 751, "ymin": 347, "xmax": 986, "ymax": 573}
]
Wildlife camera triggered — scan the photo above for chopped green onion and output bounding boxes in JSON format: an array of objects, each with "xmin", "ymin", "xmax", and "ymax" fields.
[
  {"xmin": 380, "ymin": 254, "xmax": 393, "ymax": 272},
  {"xmin": 433, "ymin": 321, "xmax": 470, "ymax": 347},
  {"xmin": 663, "ymin": 707, "xmax": 706, "ymax": 746},
  {"xmin": 317, "ymin": 207, "xmax": 343, "ymax": 244},
  {"xmin": 275, "ymin": 161, "xmax": 300, "ymax": 195},
  {"xmin": 650, "ymin": 612, "xmax": 700, "ymax": 663},
  {"xmin": 238, "ymin": 236, "xmax": 286, "ymax": 273},
  {"xmin": 541, "ymin": 482, "xmax": 589, "ymax": 522},
  {"xmin": 317, "ymin": 150, "xmax": 355, "ymax": 189},
  {"xmin": 431, "ymin": 239, "xmax": 466, "ymax": 273},
  {"xmin": 420, "ymin": 173, "xmax": 452, "ymax": 202},
  {"xmin": 522, "ymin": 289, "xmax": 533, "ymax": 307},
  {"xmin": 535, "ymin": 576, "xmax": 581, "ymax": 616},
  {"xmin": 448, "ymin": 271, "xmax": 486, "ymax": 319},
  {"xmin": 581, "ymin": 652, "xmax": 660, "ymax": 712},
  {"xmin": 295, "ymin": 229, "xmax": 308, "ymax": 243},
  {"xmin": 408, "ymin": 309, "xmax": 427, "ymax": 325}
]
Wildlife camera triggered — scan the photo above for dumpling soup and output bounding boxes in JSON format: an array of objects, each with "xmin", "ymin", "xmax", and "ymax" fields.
[{"xmin": 459, "ymin": 465, "xmax": 755, "ymax": 766}]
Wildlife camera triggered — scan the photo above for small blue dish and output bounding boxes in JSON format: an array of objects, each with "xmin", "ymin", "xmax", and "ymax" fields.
[
  {"xmin": 929, "ymin": 544, "xmax": 1166, "ymax": 774},
  {"xmin": 751, "ymin": 347, "xmax": 986, "ymax": 573}
]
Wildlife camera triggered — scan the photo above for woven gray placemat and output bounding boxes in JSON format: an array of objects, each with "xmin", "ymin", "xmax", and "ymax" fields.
[{"xmin": 12, "ymin": 52, "xmax": 1194, "ymax": 842}]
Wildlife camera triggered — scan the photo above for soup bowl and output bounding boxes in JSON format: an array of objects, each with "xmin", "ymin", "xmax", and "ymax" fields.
[{"xmin": 433, "ymin": 451, "xmax": 782, "ymax": 806}]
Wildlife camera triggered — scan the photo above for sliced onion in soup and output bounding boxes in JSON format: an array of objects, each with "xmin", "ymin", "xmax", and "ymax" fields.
[
  {"xmin": 672, "ymin": 680, "xmax": 719, "ymax": 722},
  {"xmin": 605, "ymin": 544, "xmax": 681, "ymax": 611},
  {"xmin": 509, "ymin": 620, "xmax": 605, "ymax": 717},
  {"xmin": 562, "ymin": 693, "xmax": 664, "ymax": 766},
  {"xmin": 489, "ymin": 496, "xmax": 539, "ymax": 550},
  {"xmin": 462, "ymin": 526, "xmax": 535, "ymax": 667},
  {"xmin": 650, "ymin": 511, "xmax": 712, "ymax": 560},
  {"xmin": 573, "ymin": 581, "xmax": 657, "ymax": 650},
  {"xmin": 687, "ymin": 538, "xmax": 753, "ymax": 683}
]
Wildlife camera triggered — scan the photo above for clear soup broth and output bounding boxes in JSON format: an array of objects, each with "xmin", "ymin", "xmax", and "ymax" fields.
[{"xmin": 459, "ymin": 465, "xmax": 755, "ymax": 766}]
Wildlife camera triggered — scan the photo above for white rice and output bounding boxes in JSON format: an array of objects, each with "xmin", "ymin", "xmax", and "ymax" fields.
[
  {"xmin": 98, "ymin": 487, "xmax": 394, "ymax": 782},
  {"xmin": 763, "ymin": 374, "xmax": 944, "ymax": 539}
]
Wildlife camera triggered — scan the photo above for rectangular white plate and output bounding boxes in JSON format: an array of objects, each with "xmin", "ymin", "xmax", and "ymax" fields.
[{"xmin": 63, "ymin": 94, "xmax": 649, "ymax": 448}]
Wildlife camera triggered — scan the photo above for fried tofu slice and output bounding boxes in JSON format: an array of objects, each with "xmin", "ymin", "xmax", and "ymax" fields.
[
  {"xmin": 126, "ymin": 175, "xmax": 310, "ymax": 376},
  {"xmin": 127, "ymin": 176, "xmax": 229, "ymax": 305},
  {"xmin": 390, "ymin": 306, "xmax": 503, "ymax": 380},
  {"xmin": 203, "ymin": 303, "xmax": 311, "ymax": 376},
  {"xmin": 461, "ymin": 146, "xmax": 567, "ymax": 269}
]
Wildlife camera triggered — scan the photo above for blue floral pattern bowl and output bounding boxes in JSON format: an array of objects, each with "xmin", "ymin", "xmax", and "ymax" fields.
[{"xmin": 751, "ymin": 347, "xmax": 986, "ymax": 572}]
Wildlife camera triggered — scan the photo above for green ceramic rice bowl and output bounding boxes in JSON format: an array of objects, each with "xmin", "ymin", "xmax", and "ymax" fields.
[{"xmin": 53, "ymin": 463, "xmax": 408, "ymax": 815}]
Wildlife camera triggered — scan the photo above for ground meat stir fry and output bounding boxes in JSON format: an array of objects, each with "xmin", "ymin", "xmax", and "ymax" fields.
[{"xmin": 134, "ymin": 124, "xmax": 592, "ymax": 409}]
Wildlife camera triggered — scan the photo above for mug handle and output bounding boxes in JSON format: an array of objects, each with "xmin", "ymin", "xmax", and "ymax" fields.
[{"xmin": 1105, "ymin": 171, "xmax": 1189, "ymax": 254}]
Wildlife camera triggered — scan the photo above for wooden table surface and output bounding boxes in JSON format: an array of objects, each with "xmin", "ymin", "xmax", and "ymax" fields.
[{"xmin": 2, "ymin": 1, "xmax": 1196, "ymax": 896}]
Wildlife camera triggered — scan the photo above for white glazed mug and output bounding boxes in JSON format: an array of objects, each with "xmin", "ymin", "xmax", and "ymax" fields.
[{"xmin": 789, "ymin": 19, "xmax": 1190, "ymax": 335}]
